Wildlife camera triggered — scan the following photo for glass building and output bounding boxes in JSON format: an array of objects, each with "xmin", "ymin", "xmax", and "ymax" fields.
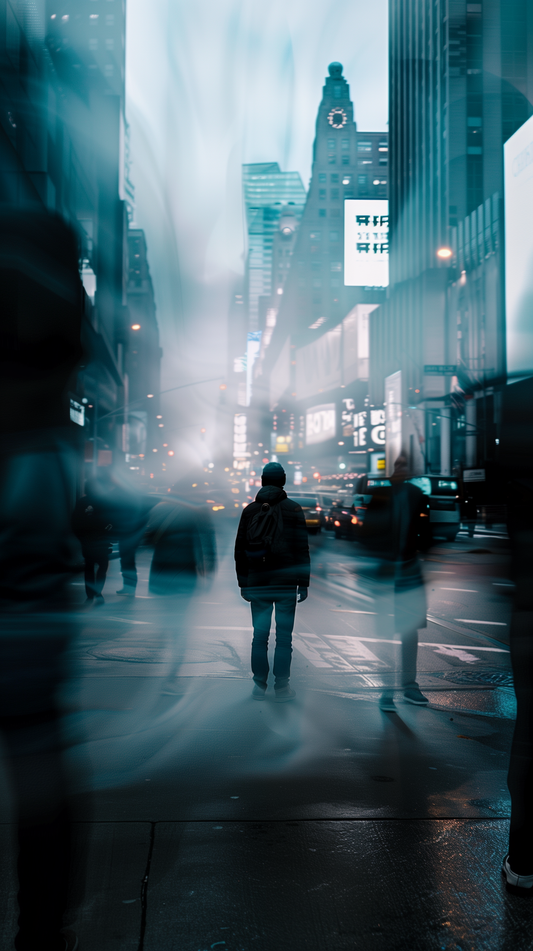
[{"xmin": 242, "ymin": 163, "xmax": 306, "ymax": 332}]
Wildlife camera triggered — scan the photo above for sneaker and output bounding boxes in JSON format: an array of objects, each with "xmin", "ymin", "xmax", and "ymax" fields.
[
  {"xmin": 116, "ymin": 587, "xmax": 136, "ymax": 596},
  {"xmin": 379, "ymin": 691, "xmax": 396, "ymax": 711},
  {"xmin": 95, "ymin": 594, "xmax": 105, "ymax": 605},
  {"xmin": 274, "ymin": 685, "xmax": 296, "ymax": 702},
  {"xmin": 403, "ymin": 687, "xmax": 429, "ymax": 705},
  {"xmin": 84, "ymin": 596, "xmax": 94, "ymax": 604},
  {"xmin": 252, "ymin": 682, "xmax": 267, "ymax": 701},
  {"xmin": 502, "ymin": 854, "xmax": 533, "ymax": 893}
]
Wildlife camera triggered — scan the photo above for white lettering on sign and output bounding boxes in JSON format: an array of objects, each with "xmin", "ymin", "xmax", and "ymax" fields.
[
  {"xmin": 350, "ymin": 408, "xmax": 385, "ymax": 448},
  {"xmin": 306, "ymin": 403, "xmax": 336, "ymax": 445}
]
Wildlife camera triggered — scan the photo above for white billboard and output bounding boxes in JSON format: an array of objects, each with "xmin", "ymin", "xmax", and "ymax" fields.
[
  {"xmin": 504, "ymin": 114, "xmax": 533, "ymax": 376},
  {"xmin": 344, "ymin": 199, "xmax": 389, "ymax": 287},
  {"xmin": 306, "ymin": 403, "xmax": 336, "ymax": 446}
]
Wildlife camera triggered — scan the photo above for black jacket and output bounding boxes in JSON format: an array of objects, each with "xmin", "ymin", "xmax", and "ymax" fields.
[{"xmin": 234, "ymin": 485, "xmax": 310, "ymax": 588}]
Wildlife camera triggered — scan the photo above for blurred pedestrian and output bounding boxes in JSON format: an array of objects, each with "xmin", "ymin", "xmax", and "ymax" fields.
[
  {"xmin": 499, "ymin": 379, "xmax": 533, "ymax": 893},
  {"xmin": 234, "ymin": 462, "xmax": 310, "ymax": 702},
  {"xmin": 72, "ymin": 478, "xmax": 113, "ymax": 603},
  {"xmin": 0, "ymin": 206, "xmax": 83, "ymax": 951},
  {"xmin": 145, "ymin": 481, "xmax": 217, "ymax": 694},
  {"xmin": 357, "ymin": 454, "xmax": 429, "ymax": 711}
]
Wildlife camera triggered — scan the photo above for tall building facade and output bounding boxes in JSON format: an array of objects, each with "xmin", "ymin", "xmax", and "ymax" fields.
[
  {"xmin": 250, "ymin": 64, "xmax": 388, "ymax": 483},
  {"xmin": 370, "ymin": 0, "xmax": 533, "ymax": 480},
  {"xmin": 125, "ymin": 229, "xmax": 162, "ymax": 481},
  {"xmin": 242, "ymin": 162, "xmax": 306, "ymax": 333},
  {"xmin": 0, "ymin": 0, "xmax": 160, "ymax": 481}
]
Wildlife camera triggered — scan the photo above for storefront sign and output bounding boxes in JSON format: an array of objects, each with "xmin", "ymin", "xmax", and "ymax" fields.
[
  {"xmin": 306, "ymin": 403, "xmax": 336, "ymax": 445},
  {"xmin": 233, "ymin": 414, "xmax": 249, "ymax": 464},
  {"xmin": 344, "ymin": 199, "xmax": 389, "ymax": 287},
  {"xmin": 463, "ymin": 468, "xmax": 485, "ymax": 482}
]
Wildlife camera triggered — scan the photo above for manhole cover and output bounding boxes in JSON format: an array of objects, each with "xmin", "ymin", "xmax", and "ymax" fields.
[{"xmin": 432, "ymin": 669, "xmax": 514, "ymax": 688}]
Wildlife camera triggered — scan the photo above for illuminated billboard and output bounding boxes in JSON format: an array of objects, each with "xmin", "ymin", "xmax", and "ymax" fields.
[
  {"xmin": 306, "ymin": 403, "xmax": 335, "ymax": 445},
  {"xmin": 504, "ymin": 114, "xmax": 533, "ymax": 376},
  {"xmin": 344, "ymin": 199, "xmax": 389, "ymax": 287}
]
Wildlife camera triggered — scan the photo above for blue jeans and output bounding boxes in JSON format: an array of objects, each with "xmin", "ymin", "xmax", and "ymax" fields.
[{"xmin": 249, "ymin": 587, "xmax": 297, "ymax": 687}]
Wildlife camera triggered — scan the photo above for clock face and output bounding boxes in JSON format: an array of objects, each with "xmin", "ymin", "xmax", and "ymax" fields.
[{"xmin": 328, "ymin": 107, "xmax": 347, "ymax": 129}]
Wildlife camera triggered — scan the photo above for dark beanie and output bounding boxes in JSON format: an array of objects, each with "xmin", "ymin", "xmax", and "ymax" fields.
[{"xmin": 262, "ymin": 462, "xmax": 286, "ymax": 486}]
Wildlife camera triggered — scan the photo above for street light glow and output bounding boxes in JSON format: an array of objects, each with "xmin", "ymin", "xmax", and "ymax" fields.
[
  {"xmin": 131, "ymin": 324, "xmax": 141, "ymax": 330},
  {"xmin": 436, "ymin": 247, "xmax": 453, "ymax": 259}
]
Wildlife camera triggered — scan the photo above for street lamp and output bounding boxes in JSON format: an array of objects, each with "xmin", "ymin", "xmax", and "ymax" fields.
[{"xmin": 436, "ymin": 247, "xmax": 453, "ymax": 259}]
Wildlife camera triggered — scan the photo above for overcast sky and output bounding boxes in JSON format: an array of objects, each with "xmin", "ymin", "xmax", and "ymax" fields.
[{"xmin": 125, "ymin": 0, "xmax": 388, "ymax": 463}]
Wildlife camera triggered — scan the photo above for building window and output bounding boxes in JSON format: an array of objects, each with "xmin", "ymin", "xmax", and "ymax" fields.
[
  {"xmin": 378, "ymin": 141, "xmax": 388, "ymax": 151},
  {"xmin": 105, "ymin": 38, "xmax": 114, "ymax": 49},
  {"xmin": 342, "ymin": 155, "xmax": 350, "ymax": 165},
  {"xmin": 333, "ymin": 84, "xmax": 342, "ymax": 98},
  {"xmin": 329, "ymin": 231, "xmax": 339, "ymax": 241},
  {"xmin": 318, "ymin": 208, "xmax": 326, "ymax": 217},
  {"xmin": 341, "ymin": 138, "xmax": 349, "ymax": 150},
  {"xmin": 328, "ymin": 155, "xmax": 336, "ymax": 164},
  {"xmin": 309, "ymin": 231, "xmax": 321, "ymax": 240},
  {"xmin": 357, "ymin": 141, "xmax": 372, "ymax": 152},
  {"xmin": 319, "ymin": 173, "xmax": 327, "ymax": 183},
  {"xmin": 330, "ymin": 188, "xmax": 339, "ymax": 199},
  {"xmin": 358, "ymin": 159, "xmax": 372, "ymax": 166},
  {"xmin": 330, "ymin": 208, "xmax": 340, "ymax": 217},
  {"xmin": 88, "ymin": 38, "xmax": 98, "ymax": 49},
  {"xmin": 106, "ymin": 14, "xmax": 115, "ymax": 24},
  {"xmin": 327, "ymin": 139, "xmax": 336, "ymax": 150},
  {"xmin": 331, "ymin": 261, "xmax": 342, "ymax": 271},
  {"xmin": 330, "ymin": 173, "xmax": 339, "ymax": 182},
  {"xmin": 319, "ymin": 188, "xmax": 326, "ymax": 199},
  {"xmin": 311, "ymin": 262, "xmax": 321, "ymax": 271},
  {"xmin": 379, "ymin": 157, "xmax": 388, "ymax": 165},
  {"xmin": 358, "ymin": 174, "xmax": 368, "ymax": 186}
]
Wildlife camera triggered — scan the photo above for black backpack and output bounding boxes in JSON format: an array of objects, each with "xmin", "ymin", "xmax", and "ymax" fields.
[{"xmin": 245, "ymin": 501, "xmax": 287, "ymax": 569}]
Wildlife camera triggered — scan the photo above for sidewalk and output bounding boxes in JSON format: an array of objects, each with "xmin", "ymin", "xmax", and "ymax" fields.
[{"xmin": 0, "ymin": 678, "xmax": 527, "ymax": 951}]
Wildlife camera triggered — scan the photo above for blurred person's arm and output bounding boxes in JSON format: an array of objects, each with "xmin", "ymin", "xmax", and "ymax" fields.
[
  {"xmin": 293, "ymin": 505, "xmax": 310, "ymax": 588},
  {"xmin": 234, "ymin": 509, "xmax": 249, "ymax": 588}
]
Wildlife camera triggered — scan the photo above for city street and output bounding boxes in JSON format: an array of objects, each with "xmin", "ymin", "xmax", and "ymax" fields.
[{"xmin": 1, "ymin": 524, "xmax": 528, "ymax": 951}]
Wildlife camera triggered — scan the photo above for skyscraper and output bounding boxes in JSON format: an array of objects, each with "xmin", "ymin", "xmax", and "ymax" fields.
[
  {"xmin": 242, "ymin": 163, "xmax": 307, "ymax": 333},
  {"xmin": 370, "ymin": 0, "xmax": 533, "ymax": 478}
]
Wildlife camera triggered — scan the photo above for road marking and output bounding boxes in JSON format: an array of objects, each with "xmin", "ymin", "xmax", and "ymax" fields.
[
  {"xmin": 196, "ymin": 626, "xmax": 252, "ymax": 630},
  {"xmin": 331, "ymin": 609, "xmax": 377, "ymax": 615},
  {"xmin": 324, "ymin": 635, "xmax": 381, "ymax": 663},
  {"xmin": 106, "ymin": 617, "xmax": 152, "ymax": 625},
  {"xmin": 432, "ymin": 645, "xmax": 479, "ymax": 664},
  {"xmin": 455, "ymin": 619, "xmax": 507, "ymax": 626},
  {"xmin": 439, "ymin": 588, "xmax": 478, "ymax": 593}
]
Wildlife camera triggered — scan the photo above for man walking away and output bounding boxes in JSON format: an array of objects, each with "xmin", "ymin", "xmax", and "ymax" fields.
[
  {"xmin": 235, "ymin": 463, "xmax": 310, "ymax": 702},
  {"xmin": 72, "ymin": 478, "xmax": 113, "ymax": 604}
]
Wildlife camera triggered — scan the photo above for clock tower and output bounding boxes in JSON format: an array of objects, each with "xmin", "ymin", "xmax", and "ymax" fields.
[{"xmin": 274, "ymin": 63, "xmax": 388, "ymax": 343}]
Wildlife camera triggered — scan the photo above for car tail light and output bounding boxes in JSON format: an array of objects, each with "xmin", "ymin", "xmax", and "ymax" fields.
[
  {"xmin": 350, "ymin": 516, "xmax": 358, "ymax": 525},
  {"xmin": 334, "ymin": 520, "xmax": 341, "ymax": 527},
  {"xmin": 316, "ymin": 506, "xmax": 322, "ymax": 511}
]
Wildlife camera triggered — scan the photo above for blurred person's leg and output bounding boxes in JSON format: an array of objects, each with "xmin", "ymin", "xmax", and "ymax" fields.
[
  {"xmin": 118, "ymin": 539, "xmax": 137, "ymax": 593},
  {"xmin": 272, "ymin": 589, "xmax": 297, "ymax": 687},
  {"xmin": 0, "ymin": 633, "xmax": 72, "ymax": 951},
  {"xmin": 95, "ymin": 552, "xmax": 109, "ymax": 596},
  {"xmin": 84, "ymin": 553, "xmax": 97, "ymax": 599},
  {"xmin": 507, "ymin": 527, "xmax": 533, "ymax": 875},
  {"xmin": 395, "ymin": 568, "xmax": 428, "ymax": 702},
  {"xmin": 250, "ymin": 596, "xmax": 274, "ymax": 685}
]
